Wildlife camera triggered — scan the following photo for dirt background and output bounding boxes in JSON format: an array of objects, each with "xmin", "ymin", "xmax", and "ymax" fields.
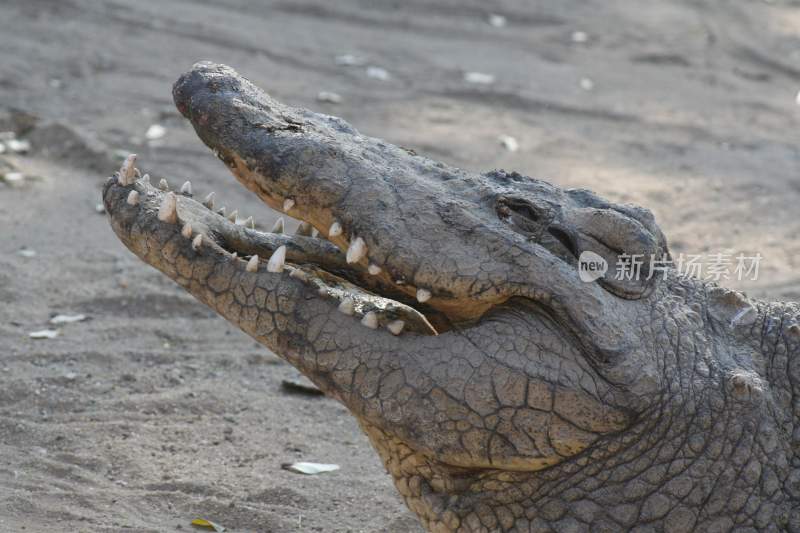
[{"xmin": 0, "ymin": 1, "xmax": 798, "ymax": 531}]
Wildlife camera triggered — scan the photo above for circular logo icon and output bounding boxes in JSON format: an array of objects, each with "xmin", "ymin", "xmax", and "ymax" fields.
[{"xmin": 578, "ymin": 250, "xmax": 608, "ymax": 283}]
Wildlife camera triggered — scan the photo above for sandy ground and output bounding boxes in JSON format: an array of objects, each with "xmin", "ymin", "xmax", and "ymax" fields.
[{"xmin": 0, "ymin": 1, "xmax": 798, "ymax": 531}]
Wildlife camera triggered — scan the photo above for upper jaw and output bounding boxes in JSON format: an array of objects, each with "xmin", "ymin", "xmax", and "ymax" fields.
[{"xmin": 172, "ymin": 62, "xmax": 513, "ymax": 325}]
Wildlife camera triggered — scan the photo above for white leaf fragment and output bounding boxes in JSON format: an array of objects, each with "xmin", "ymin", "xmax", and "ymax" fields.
[
  {"xmin": 30, "ymin": 329, "xmax": 59, "ymax": 339},
  {"xmin": 282, "ymin": 462, "xmax": 340, "ymax": 475},
  {"xmin": 49, "ymin": 314, "xmax": 87, "ymax": 325}
]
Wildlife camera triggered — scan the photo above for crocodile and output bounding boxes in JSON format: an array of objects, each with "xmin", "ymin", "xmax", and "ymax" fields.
[{"xmin": 102, "ymin": 62, "xmax": 799, "ymax": 532}]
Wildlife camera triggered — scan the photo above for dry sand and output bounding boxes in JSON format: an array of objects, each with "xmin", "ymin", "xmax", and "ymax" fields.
[{"xmin": 0, "ymin": 1, "xmax": 798, "ymax": 531}]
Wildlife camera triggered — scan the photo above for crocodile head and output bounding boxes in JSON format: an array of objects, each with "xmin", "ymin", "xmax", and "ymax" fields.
[{"xmin": 103, "ymin": 63, "xmax": 798, "ymax": 531}]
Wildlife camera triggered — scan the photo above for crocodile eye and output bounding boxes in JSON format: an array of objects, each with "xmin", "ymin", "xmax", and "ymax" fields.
[{"xmin": 496, "ymin": 197, "xmax": 544, "ymax": 234}]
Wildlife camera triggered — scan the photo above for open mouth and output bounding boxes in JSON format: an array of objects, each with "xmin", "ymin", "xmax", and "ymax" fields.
[
  {"xmin": 103, "ymin": 154, "xmax": 440, "ymax": 337},
  {"xmin": 104, "ymin": 62, "xmax": 643, "ymax": 373}
]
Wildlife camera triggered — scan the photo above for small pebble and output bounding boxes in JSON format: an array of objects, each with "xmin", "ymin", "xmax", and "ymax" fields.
[
  {"xmin": 335, "ymin": 54, "xmax": 365, "ymax": 66},
  {"xmin": 488, "ymin": 14, "xmax": 507, "ymax": 27},
  {"xmin": 498, "ymin": 135, "xmax": 519, "ymax": 152},
  {"xmin": 366, "ymin": 66, "xmax": 390, "ymax": 81},
  {"xmin": 6, "ymin": 139, "xmax": 31, "ymax": 153},
  {"xmin": 464, "ymin": 72, "xmax": 495, "ymax": 85},
  {"xmin": 317, "ymin": 91, "xmax": 342, "ymax": 104},
  {"xmin": 145, "ymin": 124, "xmax": 166, "ymax": 141},
  {"xmin": 571, "ymin": 31, "xmax": 589, "ymax": 43},
  {"xmin": 2, "ymin": 172, "xmax": 25, "ymax": 185}
]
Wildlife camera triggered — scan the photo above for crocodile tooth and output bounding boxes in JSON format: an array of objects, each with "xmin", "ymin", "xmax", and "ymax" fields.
[
  {"xmin": 295, "ymin": 221, "xmax": 313, "ymax": 236},
  {"xmin": 157, "ymin": 192, "xmax": 178, "ymax": 223},
  {"xmin": 239, "ymin": 216, "xmax": 254, "ymax": 228},
  {"xmin": 312, "ymin": 228, "xmax": 319, "ymax": 238},
  {"xmin": 246, "ymin": 255, "xmax": 259, "ymax": 272},
  {"xmin": 227, "ymin": 209, "xmax": 238, "ymax": 223},
  {"xmin": 119, "ymin": 154, "xmax": 137, "ymax": 185},
  {"xmin": 140, "ymin": 173, "xmax": 150, "ymax": 185},
  {"xmin": 134, "ymin": 167, "xmax": 141, "ymax": 178},
  {"xmin": 338, "ymin": 297, "xmax": 355, "ymax": 316},
  {"xmin": 217, "ymin": 206, "xmax": 227, "ymax": 217},
  {"xmin": 181, "ymin": 223, "xmax": 193, "ymax": 239},
  {"xmin": 387, "ymin": 320, "xmax": 405, "ymax": 335},
  {"xmin": 283, "ymin": 198, "xmax": 295, "ymax": 212},
  {"xmin": 361, "ymin": 311, "xmax": 378, "ymax": 329},
  {"xmin": 191, "ymin": 234, "xmax": 203, "ymax": 250},
  {"xmin": 202, "ymin": 192, "xmax": 215, "ymax": 209},
  {"xmin": 346, "ymin": 237, "xmax": 367, "ymax": 264},
  {"xmin": 180, "ymin": 180, "xmax": 192, "ymax": 195},
  {"xmin": 416, "ymin": 288, "xmax": 431, "ymax": 303},
  {"xmin": 270, "ymin": 217, "xmax": 285, "ymax": 234},
  {"xmin": 230, "ymin": 251, "xmax": 238, "ymax": 259},
  {"xmin": 267, "ymin": 245, "xmax": 286, "ymax": 273},
  {"xmin": 368, "ymin": 264, "xmax": 381, "ymax": 275},
  {"xmin": 328, "ymin": 221, "xmax": 343, "ymax": 237},
  {"xmin": 158, "ymin": 178, "xmax": 170, "ymax": 191},
  {"xmin": 126, "ymin": 190, "xmax": 140, "ymax": 206}
]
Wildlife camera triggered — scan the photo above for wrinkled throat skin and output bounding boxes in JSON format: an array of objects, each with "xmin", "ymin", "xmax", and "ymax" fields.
[{"xmin": 103, "ymin": 62, "xmax": 800, "ymax": 532}]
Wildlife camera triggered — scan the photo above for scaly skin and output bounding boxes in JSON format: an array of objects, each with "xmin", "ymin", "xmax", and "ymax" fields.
[{"xmin": 103, "ymin": 63, "xmax": 799, "ymax": 532}]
